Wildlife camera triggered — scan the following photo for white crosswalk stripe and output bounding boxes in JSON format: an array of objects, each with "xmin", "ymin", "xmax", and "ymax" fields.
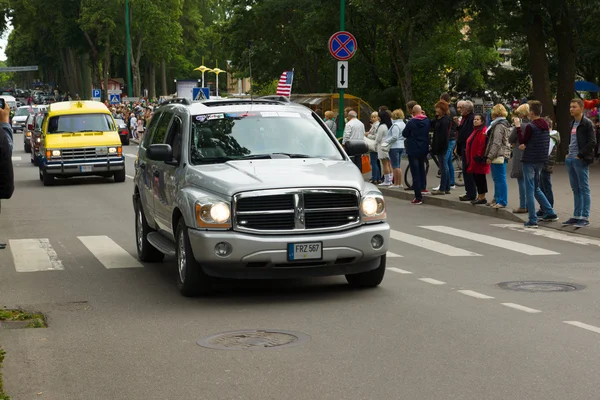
[
  {"xmin": 390, "ymin": 229, "xmax": 481, "ymax": 257},
  {"xmin": 492, "ymin": 224, "xmax": 600, "ymax": 248},
  {"xmin": 11, "ymin": 156, "xmax": 21, "ymax": 161},
  {"xmin": 420, "ymin": 226, "xmax": 559, "ymax": 256},
  {"xmin": 78, "ymin": 236, "xmax": 143, "ymax": 269},
  {"xmin": 387, "ymin": 252, "xmax": 403, "ymax": 258},
  {"xmin": 9, "ymin": 239, "xmax": 64, "ymax": 272}
]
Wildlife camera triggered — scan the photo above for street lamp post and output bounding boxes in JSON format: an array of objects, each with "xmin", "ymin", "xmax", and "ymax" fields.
[
  {"xmin": 193, "ymin": 65, "xmax": 211, "ymax": 87},
  {"xmin": 210, "ymin": 68, "xmax": 225, "ymax": 98},
  {"xmin": 125, "ymin": 0, "xmax": 133, "ymax": 98}
]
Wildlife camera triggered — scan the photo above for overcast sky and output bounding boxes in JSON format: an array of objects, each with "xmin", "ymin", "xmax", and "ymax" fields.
[{"xmin": 0, "ymin": 21, "xmax": 12, "ymax": 62}]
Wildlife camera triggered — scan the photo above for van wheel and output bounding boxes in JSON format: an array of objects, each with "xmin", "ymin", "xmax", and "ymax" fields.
[
  {"xmin": 135, "ymin": 199, "xmax": 165, "ymax": 263},
  {"xmin": 42, "ymin": 170, "xmax": 54, "ymax": 186},
  {"xmin": 114, "ymin": 169, "xmax": 126, "ymax": 183},
  {"xmin": 176, "ymin": 219, "xmax": 213, "ymax": 297},
  {"xmin": 345, "ymin": 255, "xmax": 386, "ymax": 288}
]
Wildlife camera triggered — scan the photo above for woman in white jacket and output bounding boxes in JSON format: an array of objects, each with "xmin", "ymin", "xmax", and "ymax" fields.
[
  {"xmin": 365, "ymin": 112, "xmax": 388, "ymax": 184},
  {"xmin": 380, "ymin": 109, "xmax": 405, "ymax": 187}
]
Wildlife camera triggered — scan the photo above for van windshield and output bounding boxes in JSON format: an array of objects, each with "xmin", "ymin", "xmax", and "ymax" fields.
[
  {"xmin": 15, "ymin": 108, "xmax": 31, "ymax": 117},
  {"xmin": 47, "ymin": 114, "xmax": 115, "ymax": 134}
]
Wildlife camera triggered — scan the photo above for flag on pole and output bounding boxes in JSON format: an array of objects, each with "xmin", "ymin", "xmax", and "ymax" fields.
[{"xmin": 276, "ymin": 70, "xmax": 294, "ymax": 97}]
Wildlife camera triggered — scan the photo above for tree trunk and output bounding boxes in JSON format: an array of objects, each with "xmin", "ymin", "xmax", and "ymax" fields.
[
  {"xmin": 525, "ymin": 3, "xmax": 554, "ymax": 119},
  {"xmin": 129, "ymin": 36, "xmax": 143, "ymax": 97},
  {"xmin": 161, "ymin": 60, "xmax": 168, "ymax": 96},
  {"xmin": 149, "ymin": 63, "xmax": 156, "ymax": 99},
  {"xmin": 550, "ymin": 4, "xmax": 577, "ymax": 158},
  {"xmin": 103, "ymin": 38, "xmax": 111, "ymax": 102}
]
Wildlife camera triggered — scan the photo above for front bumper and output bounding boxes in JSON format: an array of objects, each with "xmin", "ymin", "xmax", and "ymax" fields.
[
  {"xmin": 45, "ymin": 158, "xmax": 125, "ymax": 175},
  {"xmin": 188, "ymin": 223, "xmax": 390, "ymax": 279}
]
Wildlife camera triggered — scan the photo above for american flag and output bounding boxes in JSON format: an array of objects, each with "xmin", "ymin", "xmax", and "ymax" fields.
[{"xmin": 276, "ymin": 70, "xmax": 294, "ymax": 97}]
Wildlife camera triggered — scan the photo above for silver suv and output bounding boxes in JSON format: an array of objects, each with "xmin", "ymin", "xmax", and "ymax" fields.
[{"xmin": 132, "ymin": 98, "xmax": 390, "ymax": 296}]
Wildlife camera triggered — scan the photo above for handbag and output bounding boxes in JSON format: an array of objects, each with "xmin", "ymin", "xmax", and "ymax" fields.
[
  {"xmin": 491, "ymin": 156, "xmax": 505, "ymax": 164},
  {"xmin": 364, "ymin": 136, "xmax": 377, "ymax": 152}
]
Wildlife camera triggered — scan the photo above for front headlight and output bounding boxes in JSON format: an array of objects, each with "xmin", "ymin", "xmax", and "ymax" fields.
[
  {"xmin": 108, "ymin": 147, "xmax": 117, "ymax": 154},
  {"xmin": 26, "ymin": 132, "xmax": 31, "ymax": 137},
  {"xmin": 36, "ymin": 138, "xmax": 41, "ymax": 143},
  {"xmin": 360, "ymin": 193, "xmax": 386, "ymax": 222},
  {"xmin": 195, "ymin": 199, "xmax": 231, "ymax": 228},
  {"xmin": 51, "ymin": 150, "xmax": 61, "ymax": 157}
]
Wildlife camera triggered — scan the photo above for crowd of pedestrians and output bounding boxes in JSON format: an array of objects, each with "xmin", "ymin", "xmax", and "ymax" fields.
[{"xmin": 344, "ymin": 94, "xmax": 597, "ymax": 229}]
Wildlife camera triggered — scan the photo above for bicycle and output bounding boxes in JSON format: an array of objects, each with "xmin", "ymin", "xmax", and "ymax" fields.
[{"xmin": 403, "ymin": 149, "xmax": 463, "ymax": 190}]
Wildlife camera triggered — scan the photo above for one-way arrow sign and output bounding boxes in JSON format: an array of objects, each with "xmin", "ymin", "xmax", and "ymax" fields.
[{"xmin": 337, "ymin": 61, "xmax": 348, "ymax": 89}]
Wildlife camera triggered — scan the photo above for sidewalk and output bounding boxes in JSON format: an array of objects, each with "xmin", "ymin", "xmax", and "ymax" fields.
[{"xmin": 377, "ymin": 158, "xmax": 600, "ymax": 238}]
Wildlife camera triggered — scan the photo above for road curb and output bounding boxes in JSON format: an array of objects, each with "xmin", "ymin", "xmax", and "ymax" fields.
[{"xmin": 381, "ymin": 187, "xmax": 600, "ymax": 239}]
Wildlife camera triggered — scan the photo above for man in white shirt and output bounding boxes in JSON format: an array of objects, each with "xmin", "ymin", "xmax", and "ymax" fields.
[{"xmin": 343, "ymin": 110, "xmax": 365, "ymax": 171}]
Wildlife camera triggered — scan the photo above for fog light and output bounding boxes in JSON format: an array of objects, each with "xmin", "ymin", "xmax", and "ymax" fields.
[
  {"xmin": 371, "ymin": 235, "xmax": 384, "ymax": 249},
  {"xmin": 214, "ymin": 242, "xmax": 232, "ymax": 257}
]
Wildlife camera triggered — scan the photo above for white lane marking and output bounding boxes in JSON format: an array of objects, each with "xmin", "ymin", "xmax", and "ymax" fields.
[
  {"xmin": 419, "ymin": 278, "xmax": 446, "ymax": 285},
  {"xmin": 492, "ymin": 224, "xmax": 600, "ymax": 248},
  {"xmin": 564, "ymin": 321, "xmax": 600, "ymax": 334},
  {"xmin": 387, "ymin": 267, "xmax": 412, "ymax": 274},
  {"xmin": 457, "ymin": 290, "xmax": 494, "ymax": 299},
  {"xmin": 11, "ymin": 156, "xmax": 21, "ymax": 161},
  {"xmin": 9, "ymin": 239, "xmax": 64, "ymax": 272},
  {"xmin": 420, "ymin": 226, "xmax": 559, "ymax": 256},
  {"xmin": 501, "ymin": 303, "xmax": 542, "ymax": 314},
  {"xmin": 78, "ymin": 236, "xmax": 143, "ymax": 269},
  {"xmin": 387, "ymin": 252, "xmax": 403, "ymax": 258},
  {"xmin": 390, "ymin": 229, "xmax": 480, "ymax": 257},
  {"xmin": 125, "ymin": 154, "xmax": 137, "ymax": 158},
  {"xmin": 126, "ymin": 175, "xmax": 134, "ymax": 179}
]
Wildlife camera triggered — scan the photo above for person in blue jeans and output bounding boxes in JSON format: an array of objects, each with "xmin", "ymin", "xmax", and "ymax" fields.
[
  {"xmin": 402, "ymin": 105, "xmax": 430, "ymax": 204},
  {"xmin": 483, "ymin": 104, "xmax": 511, "ymax": 208},
  {"xmin": 562, "ymin": 99, "xmax": 597, "ymax": 227},
  {"xmin": 514, "ymin": 100, "xmax": 558, "ymax": 228}
]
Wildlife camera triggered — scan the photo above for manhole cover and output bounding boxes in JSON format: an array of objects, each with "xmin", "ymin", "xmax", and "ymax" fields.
[
  {"xmin": 497, "ymin": 281, "xmax": 585, "ymax": 292},
  {"xmin": 197, "ymin": 329, "xmax": 310, "ymax": 351}
]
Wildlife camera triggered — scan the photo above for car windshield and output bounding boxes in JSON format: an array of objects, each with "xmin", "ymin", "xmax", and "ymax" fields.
[
  {"xmin": 15, "ymin": 108, "xmax": 31, "ymax": 116},
  {"xmin": 189, "ymin": 111, "xmax": 342, "ymax": 164},
  {"xmin": 47, "ymin": 113, "xmax": 115, "ymax": 134}
]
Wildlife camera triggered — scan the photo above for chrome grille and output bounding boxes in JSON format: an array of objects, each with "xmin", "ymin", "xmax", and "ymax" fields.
[
  {"xmin": 60, "ymin": 147, "xmax": 99, "ymax": 160},
  {"xmin": 234, "ymin": 189, "xmax": 360, "ymax": 234}
]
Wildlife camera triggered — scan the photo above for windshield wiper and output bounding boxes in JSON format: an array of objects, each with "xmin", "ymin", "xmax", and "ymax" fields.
[
  {"xmin": 238, "ymin": 153, "xmax": 314, "ymax": 160},
  {"xmin": 193, "ymin": 156, "xmax": 235, "ymax": 164}
]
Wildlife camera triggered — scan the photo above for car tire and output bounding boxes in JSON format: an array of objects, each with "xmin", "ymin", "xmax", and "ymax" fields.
[
  {"xmin": 176, "ymin": 219, "xmax": 213, "ymax": 297},
  {"xmin": 33, "ymin": 155, "xmax": 39, "ymax": 166},
  {"xmin": 41, "ymin": 169, "xmax": 54, "ymax": 186},
  {"xmin": 135, "ymin": 199, "xmax": 165, "ymax": 263},
  {"xmin": 24, "ymin": 142, "xmax": 31, "ymax": 153},
  {"xmin": 345, "ymin": 255, "xmax": 386, "ymax": 288},
  {"xmin": 114, "ymin": 169, "xmax": 126, "ymax": 183},
  {"xmin": 122, "ymin": 137, "xmax": 130, "ymax": 145}
]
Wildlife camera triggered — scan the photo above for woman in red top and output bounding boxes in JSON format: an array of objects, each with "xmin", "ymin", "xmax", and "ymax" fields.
[{"xmin": 465, "ymin": 114, "xmax": 490, "ymax": 205}]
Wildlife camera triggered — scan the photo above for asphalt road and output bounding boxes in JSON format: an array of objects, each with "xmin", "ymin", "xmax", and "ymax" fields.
[{"xmin": 2, "ymin": 134, "xmax": 600, "ymax": 400}]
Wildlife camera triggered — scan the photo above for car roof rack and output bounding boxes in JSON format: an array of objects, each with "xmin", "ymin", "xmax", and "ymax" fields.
[
  {"xmin": 257, "ymin": 95, "xmax": 291, "ymax": 103},
  {"xmin": 160, "ymin": 98, "xmax": 191, "ymax": 106},
  {"xmin": 200, "ymin": 98, "xmax": 291, "ymax": 107}
]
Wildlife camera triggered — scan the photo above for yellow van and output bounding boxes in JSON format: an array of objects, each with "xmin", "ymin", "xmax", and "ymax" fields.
[{"xmin": 38, "ymin": 101, "xmax": 126, "ymax": 186}]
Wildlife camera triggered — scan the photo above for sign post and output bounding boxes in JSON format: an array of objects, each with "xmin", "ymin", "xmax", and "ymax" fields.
[
  {"xmin": 109, "ymin": 93, "xmax": 121, "ymax": 104},
  {"xmin": 328, "ymin": 3, "xmax": 357, "ymax": 141},
  {"xmin": 92, "ymin": 89, "xmax": 101, "ymax": 101}
]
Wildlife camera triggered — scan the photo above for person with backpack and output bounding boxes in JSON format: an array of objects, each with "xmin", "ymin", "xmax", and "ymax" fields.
[{"xmin": 483, "ymin": 104, "xmax": 512, "ymax": 208}]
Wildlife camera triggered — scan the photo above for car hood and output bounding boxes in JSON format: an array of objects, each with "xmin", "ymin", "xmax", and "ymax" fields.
[
  {"xmin": 186, "ymin": 159, "xmax": 370, "ymax": 197},
  {"xmin": 12, "ymin": 116, "xmax": 28, "ymax": 123}
]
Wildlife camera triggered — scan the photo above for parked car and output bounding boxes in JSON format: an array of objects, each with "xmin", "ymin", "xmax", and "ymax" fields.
[
  {"xmin": 14, "ymin": 105, "xmax": 32, "ymax": 136},
  {"xmin": 115, "ymin": 118, "xmax": 130, "ymax": 145},
  {"xmin": 133, "ymin": 97, "xmax": 390, "ymax": 297}
]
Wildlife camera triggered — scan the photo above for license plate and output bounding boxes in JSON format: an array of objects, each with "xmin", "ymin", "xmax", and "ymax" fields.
[
  {"xmin": 80, "ymin": 166, "xmax": 92, "ymax": 172},
  {"xmin": 287, "ymin": 242, "xmax": 322, "ymax": 261}
]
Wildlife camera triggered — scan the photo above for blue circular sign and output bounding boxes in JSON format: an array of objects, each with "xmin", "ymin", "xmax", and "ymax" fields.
[{"xmin": 329, "ymin": 31, "xmax": 358, "ymax": 61}]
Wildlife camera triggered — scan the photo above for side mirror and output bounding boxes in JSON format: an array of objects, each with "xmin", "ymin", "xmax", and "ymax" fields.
[
  {"xmin": 146, "ymin": 144, "xmax": 173, "ymax": 162},
  {"xmin": 344, "ymin": 140, "xmax": 368, "ymax": 156}
]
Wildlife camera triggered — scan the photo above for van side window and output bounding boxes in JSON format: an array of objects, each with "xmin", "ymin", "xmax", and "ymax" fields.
[
  {"xmin": 142, "ymin": 112, "xmax": 162, "ymax": 148},
  {"xmin": 151, "ymin": 112, "xmax": 172, "ymax": 145},
  {"xmin": 166, "ymin": 116, "xmax": 183, "ymax": 163}
]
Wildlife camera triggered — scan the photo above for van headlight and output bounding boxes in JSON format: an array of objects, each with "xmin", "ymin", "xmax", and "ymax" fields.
[
  {"xmin": 360, "ymin": 193, "xmax": 386, "ymax": 222},
  {"xmin": 51, "ymin": 150, "xmax": 61, "ymax": 157},
  {"xmin": 108, "ymin": 147, "xmax": 117, "ymax": 154},
  {"xmin": 195, "ymin": 199, "xmax": 231, "ymax": 228}
]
